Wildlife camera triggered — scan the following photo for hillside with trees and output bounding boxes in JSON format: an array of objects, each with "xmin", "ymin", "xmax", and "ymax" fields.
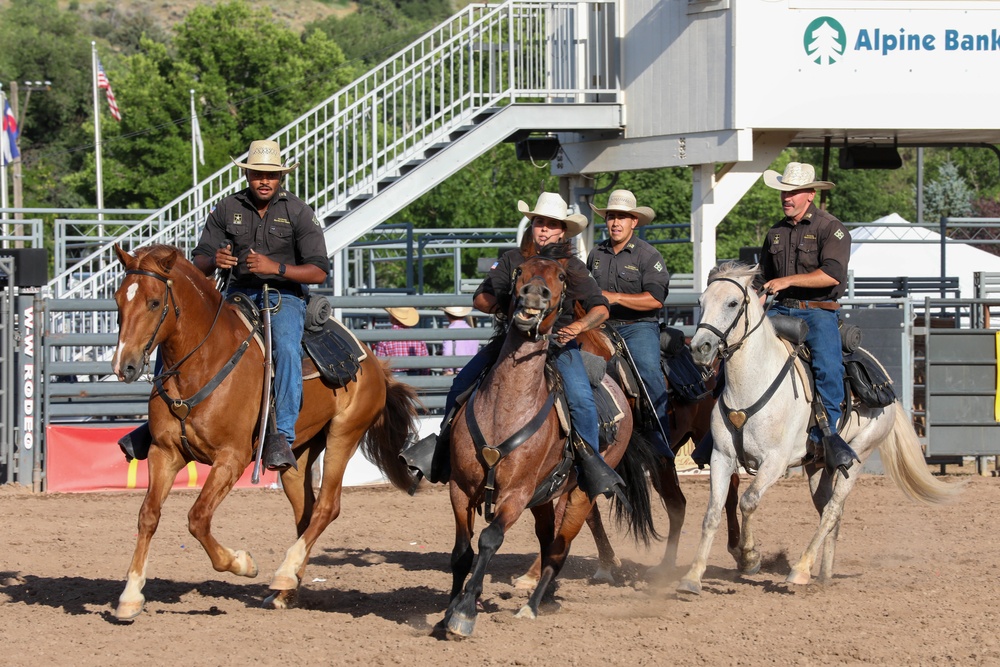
[{"xmin": 1, "ymin": 0, "xmax": 997, "ymax": 287}]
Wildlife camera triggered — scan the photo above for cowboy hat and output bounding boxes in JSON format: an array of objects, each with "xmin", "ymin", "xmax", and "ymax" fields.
[
  {"xmin": 384, "ymin": 307, "xmax": 419, "ymax": 327},
  {"xmin": 590, "ymin": 189, "xmax": 656, "ymax": 227},
  {"xmin": 762, "ymin": 162, "xmax": 835, "ymax": 191},
  {"xmin": 231, "ymin": 140, "xmax": 299, "ymax": 173},
  {"xmin": 517, "ymin": 192, "xmax": 588, "ymax": 239},
  {"xmin": 442, "ymin": 306, "xmax": 472, "ymax": 318}
]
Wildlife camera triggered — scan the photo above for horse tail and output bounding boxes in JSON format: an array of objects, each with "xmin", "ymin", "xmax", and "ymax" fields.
[
  {"xmin": 879, "ymin": 401, "xmax": 965, "ymax": 504},
  {"xmin": 361, "ymin": 366, "xmax": 422, "ymax": 492},
  {"xmin": 610, "ymin": 430, "xmax": 662, "ymax": 547}
]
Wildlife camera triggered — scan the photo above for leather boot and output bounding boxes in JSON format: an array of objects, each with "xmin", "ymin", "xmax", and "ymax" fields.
[
  {"xmin": 118, "ymin": 422, "xmax": 152, "ymax": 462},
  {"xmin": 823, "ymin": 432, "xmax": 860, "ymax": 479},
  {"xmin": 574, "ymin": 441, "xmax": 629, "ymax": 510},
  {"xmin": 690, "ymin": 432, "xmax": 713, "ymax": 469},
  {"xmin": 264, "ymin": 432, "xmax": 298, "ymax": 472},
  {"xmin": 400, "ymin": 428, "xmax": 451, "ymax": 491}
]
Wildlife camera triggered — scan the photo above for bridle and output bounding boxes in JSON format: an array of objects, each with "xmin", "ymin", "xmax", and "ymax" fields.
[
  {"xmin": 695, "ymin": 276, "xmax": 771, "ymax": 360},
  {"xmin": 124, "ymin": 269, "xmax": 180, "ymax": 373}
]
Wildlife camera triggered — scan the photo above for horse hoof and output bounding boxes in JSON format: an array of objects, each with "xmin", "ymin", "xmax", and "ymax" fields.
[
  {"xmin": 676, "ymin": 578, "xmax": 702, "ymax": 595},
  {"xmin": 590, "ymin": 566, "xmax": 615, "ymax": 585},
  {"xmin": 446, "ymin": 611, "xmax": 476, "ymax": 638},
  {"xmin": 739, "ymin": 555, "xmax": 761, "ymax": 576},
  {"xmin": 115, "ymin": 598, "xmax": 144, "ymax": 621},
  {"xmin": 262, "ymin": 589, "xmax": 297, "ymax": 610},
  {"xmin": 268, "ymin": 574, "xmax": 298, "ymax": 591},
  {"xmin": 645, "ymin": 561, "xmax": 675, "ymax": 581},
  {"xmin": 514, "ymin": 605, "xmax": 537, "ymax": 620},
  {"xmin": 513, "ymin": 574, "xmax": 538, "ymax": 590},
  {"xmin": 786, "ymin": 569, "xmax": 811, "ymax": 586},
  {"xmin": 234, "ymin": 550, "xmax": 258, "ymax": 578}
]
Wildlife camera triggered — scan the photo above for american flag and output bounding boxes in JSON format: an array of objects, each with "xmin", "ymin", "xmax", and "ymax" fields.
[{"xmin": 97, "ymin": 61, "xmax": 121, "ymax": 122}]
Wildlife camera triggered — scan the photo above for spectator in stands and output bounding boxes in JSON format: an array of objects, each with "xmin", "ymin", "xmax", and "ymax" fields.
[
  {"xmin": 373, "ymin": 307, "xmax": 429, "ymax": 376},
  {"xmin": 440, "ymin": 306, "xmax": 479, "ymax": 375}
]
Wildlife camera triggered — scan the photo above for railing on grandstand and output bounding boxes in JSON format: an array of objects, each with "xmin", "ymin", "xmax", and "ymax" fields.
[{"xmin": 49, "ymin": 0, "xmax": 620, "ymax": 304}]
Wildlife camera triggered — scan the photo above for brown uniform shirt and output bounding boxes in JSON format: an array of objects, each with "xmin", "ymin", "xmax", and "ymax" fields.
[{"xmin": 755, "ymin": 203, "xmax": 851, "ymax": 302}]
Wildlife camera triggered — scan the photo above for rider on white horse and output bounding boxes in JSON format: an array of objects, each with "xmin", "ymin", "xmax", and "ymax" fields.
[{"xmin": 755, "ymin": 162, "xmax": 860, "ymax": 478}]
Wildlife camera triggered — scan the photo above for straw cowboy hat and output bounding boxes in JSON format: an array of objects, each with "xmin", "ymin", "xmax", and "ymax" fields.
[
  {"xmin": 763, "ymin": 162, "xmax": 835, "ymax": 191},
  {"xmin": 517, "ymin": 192, "xmax": 588, "ymax": 239},
  {"xmin": 590, "ymin": 189, "xmax": 656, "ymax": 227},
  {"xmin": 384, "ymin": 307, "xmax": 419, "ymax": 327},
  {"xmin": 442, "ymin": 306, "xmax": 472, "ymax": 318},
  {"xmin": 232, "ymin": 140, "xmax": 299, "ymax": 173}
]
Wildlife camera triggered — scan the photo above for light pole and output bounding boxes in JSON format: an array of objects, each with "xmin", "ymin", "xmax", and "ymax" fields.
[{"xmin": 10, "ymin": 80, "xmax": 51, "ymax": 246}]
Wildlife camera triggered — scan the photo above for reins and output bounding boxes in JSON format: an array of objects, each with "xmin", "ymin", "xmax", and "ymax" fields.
[{"xmin": 700, "ymin": 275, "xmax": 799, "ymax": 474}]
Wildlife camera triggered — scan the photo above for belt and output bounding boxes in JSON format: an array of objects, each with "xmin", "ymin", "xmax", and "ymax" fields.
[
  {"xmin": 778, "ymin": 299, "xmax": 840, "ymax": 311},
  {"xmin": 605, "ymin": 318, "xmax": 657, "ymax": 327}
]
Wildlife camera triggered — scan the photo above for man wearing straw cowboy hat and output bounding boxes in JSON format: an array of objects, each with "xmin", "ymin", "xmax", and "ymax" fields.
[
  {"xmin": 754, "ymin": 161, "xmax": 859, "ymax": 478},
  {"xmin": 402, "ymin": 192, "xmax": 626, "ymax": 503},
  {"xmin": 117, "ymin": 140, "xmax": 328, "ymax": 470},
  {"xmin": 191, "ymin": 139, "xmax": 329, "ymax": 471},
  {"xmin": 588, "ymin": 189, "xmax": 674, "ymax": 464}
]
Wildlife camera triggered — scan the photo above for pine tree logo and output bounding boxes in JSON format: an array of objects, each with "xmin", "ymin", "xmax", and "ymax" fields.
[{"xmin": 803, "ymin": 16, "xmax": 846, "ymax": 65}]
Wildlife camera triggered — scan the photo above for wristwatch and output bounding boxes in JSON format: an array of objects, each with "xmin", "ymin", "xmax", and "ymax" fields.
[{"xmin": 278, "ymin": 263, "xmax": 286, "ymax": 277}]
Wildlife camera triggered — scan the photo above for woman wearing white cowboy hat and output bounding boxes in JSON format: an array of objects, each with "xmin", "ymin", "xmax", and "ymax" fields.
[{"xmin": 401, "ymin": 192, "xmax": 627, "ymax": 504}]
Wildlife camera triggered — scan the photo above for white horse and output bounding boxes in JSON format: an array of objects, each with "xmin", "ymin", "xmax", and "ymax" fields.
[{"xmin": 678, "ymin": 262, "xmax": 961, "ymax": 594}]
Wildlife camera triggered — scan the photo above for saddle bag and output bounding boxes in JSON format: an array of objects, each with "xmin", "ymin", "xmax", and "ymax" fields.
[
  {"xmin": 843, "ymin": 348, "xmax": 896, "ymax": 408},
  {"xmin": 662, "ymin": 344, "xmax": 711, "ymax": 403}
]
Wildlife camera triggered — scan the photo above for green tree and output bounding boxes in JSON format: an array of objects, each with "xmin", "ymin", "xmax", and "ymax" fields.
[{"xmin": 923, "ymin": 160, "xmax": 974, "ymax": 221}]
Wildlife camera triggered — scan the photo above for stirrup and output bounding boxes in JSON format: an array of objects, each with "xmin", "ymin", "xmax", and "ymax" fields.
[
  {"xmin": 822, "ymin": 433, "xmax": 859, "ymax": 479},
  {"xmin": 263, "ymin": 432, "xmax": 298, "ymax": 472},
  {"xmin": 400, "ymin": 432, "xmax": 450, "ymax": 490},
  {"xmin": 118, "ymin": 422, "xmax": 152, "ymax": 462},
  {"xmin": 574, "ymin": 443, "xmax": 629, "ymax": 511}
]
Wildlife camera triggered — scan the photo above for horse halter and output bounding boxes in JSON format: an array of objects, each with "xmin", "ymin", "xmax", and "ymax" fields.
[
  {"xmin": 124, "ymin": 269, "xmax": 180, "ymax": 372},
  {"xmin": 511, "ymin": 257, "xmax": 568, "ymax": 342},
  {"xmin": 695, "ymin": 276, "xmax": 768, "ymax": 360}
]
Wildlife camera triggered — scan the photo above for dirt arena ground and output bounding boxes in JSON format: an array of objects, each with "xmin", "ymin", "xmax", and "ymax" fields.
[{"xmin": 1, "ymin": 469, "xmax": 997, "ymax": 666}]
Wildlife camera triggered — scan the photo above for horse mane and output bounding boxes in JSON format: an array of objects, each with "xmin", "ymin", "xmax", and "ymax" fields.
[
  {"xmin": 708, "ymin": 260, "xmax": 759, "ymax": 284},
  {"xmin": 535, "ymin": 241, "xmax": 577, "ymax": 262}
]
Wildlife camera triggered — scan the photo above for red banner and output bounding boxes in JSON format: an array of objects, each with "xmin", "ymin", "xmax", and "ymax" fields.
[{"xmin": 46, "ymin": 424, "xmax": 278, "ymax": 493}]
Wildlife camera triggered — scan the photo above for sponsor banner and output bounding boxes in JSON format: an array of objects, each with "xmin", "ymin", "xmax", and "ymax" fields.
[
  {"xmin": 736, "ymin": 5, "xmax": 1000, "ymax": 129},
  {"xmin": 46, "ymin": 424, "xmax": 278, "ymax": 493}
]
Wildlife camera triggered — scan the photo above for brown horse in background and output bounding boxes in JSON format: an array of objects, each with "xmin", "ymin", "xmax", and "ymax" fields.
[
  {"xmin": 111, "ymin": 244, "xmax": 420, "ymax": 620},
  {"xmin": 439, "ymin": 249, "xmax": 657, "ymax": 638}
]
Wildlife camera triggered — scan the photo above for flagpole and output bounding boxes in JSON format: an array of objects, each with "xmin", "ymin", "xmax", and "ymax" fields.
[
  {"xmin": 190, "ymin": 89, "xmax": 198, "ymax": 197},
  {"xmin": 0, "ymin": 86, "xmax": 8, "ymax": 226},
  {"xmin": 91, "ymin": 41, "xmax": 104, "ymax": 222}
]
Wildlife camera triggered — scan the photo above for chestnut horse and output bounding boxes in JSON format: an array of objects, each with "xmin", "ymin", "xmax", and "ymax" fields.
[
  {"xmin": 440, "ymin": 248, "xmax": 657, "ymax": 638},
  {"xmin": 110, "ymin": 244, "xmax": 419, "ymax": 620}
]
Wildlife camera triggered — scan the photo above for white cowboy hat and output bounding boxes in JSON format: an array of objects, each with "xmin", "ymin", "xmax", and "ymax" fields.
[
  {"xmin": 384, "ymin": 307, "xmax": 419, "ymax": 327},
  {"xmin": 517, "ymin": 192, "xmax": 588, "ymax": 239},
  {"xmin": 590, "ymin": 189, "xmax": 656, "ymax": 227},
  {"xmin": 442, "ymin": 306, "xmax": 472, "ymax": 318},
  {"xmin": 231, "ymin": 140, "xmax": 299, "ymax": 173},
  {"xmin": 762, "ymin": 162, "xmax": 835, "ymax": 191}
]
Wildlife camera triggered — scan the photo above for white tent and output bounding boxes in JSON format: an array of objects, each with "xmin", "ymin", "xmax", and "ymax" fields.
[{"xmin": 849, "ymin": 213, "xmax": 1000, "ymax": 299}]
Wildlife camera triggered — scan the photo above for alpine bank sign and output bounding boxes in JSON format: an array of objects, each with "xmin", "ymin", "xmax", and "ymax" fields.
[{"xmin": 803, "ymin": 15, "xmax": 1000, "ymax": 65}]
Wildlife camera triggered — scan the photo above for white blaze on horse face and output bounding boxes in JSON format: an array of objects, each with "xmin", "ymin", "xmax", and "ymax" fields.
[
  {"xmin": 112, "ymin": 339, "xmax": 127, "ymax": 377},
  {"xmin": 126, "ymin": 283, "xmax": 139, "ymax": 302}
]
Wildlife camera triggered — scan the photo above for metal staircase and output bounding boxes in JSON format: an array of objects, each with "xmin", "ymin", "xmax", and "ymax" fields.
[{"xmin": 51, "ymin": 0, "xmax": 622, "ymax": 301}]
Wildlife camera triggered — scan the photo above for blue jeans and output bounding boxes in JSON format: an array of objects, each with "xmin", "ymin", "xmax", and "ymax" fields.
[
  {"xmin": 444, "ymin": 340, "xmax": 601, "ymax": 453},
  {"xmin": 769, "ymin": 305, "xmax": 844, "ymax": 435},
  {"xmin": 238, "ymin": 287, "xmax": 306, "ymax": 446},
  {"xmin": 615, "ymin": 321, "xmax": 672, "ymax": 457}
]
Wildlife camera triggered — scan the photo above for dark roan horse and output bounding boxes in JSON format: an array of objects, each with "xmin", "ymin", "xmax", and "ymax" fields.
[
  {"xmin": 110, "ymin": 244, "xmax": 420, "ymax": 620},
  {"xmin": 439, "ymin": 247, "xmax": 657, "ymax": 638}
]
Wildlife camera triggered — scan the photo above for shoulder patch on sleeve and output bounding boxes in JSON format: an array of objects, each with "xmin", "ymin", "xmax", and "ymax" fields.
[
  {"xmin": 834, "ymin": 229, "xmax": 845, "ymax": 240},
  {"xmin": 654, "ymin": 261, "xmax": 663, "ymax": 272}
]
